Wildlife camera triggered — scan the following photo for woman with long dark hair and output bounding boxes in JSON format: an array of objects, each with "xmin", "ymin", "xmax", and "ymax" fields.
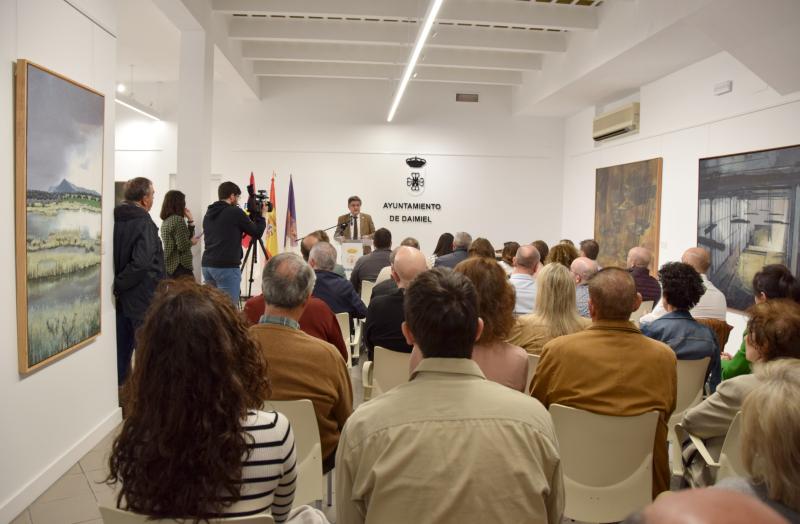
[
  {"xmin": 159, "ymin": 190, "xmax": 198, "ymax": 278},
  {"xmin": 106, "ymin": 280, "xmax": 298, "ymax": 521}
]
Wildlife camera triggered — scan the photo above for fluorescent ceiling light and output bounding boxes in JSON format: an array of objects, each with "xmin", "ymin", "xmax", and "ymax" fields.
[
  {"xmin": 115, "ymin": 95, "xmax": 161, "ymax": 121},
  {"xmin": 387, "ymin": 0, "xmax": 444, "ymax": 123}
]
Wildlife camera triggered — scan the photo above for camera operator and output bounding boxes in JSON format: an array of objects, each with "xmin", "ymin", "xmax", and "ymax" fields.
[{"xmin": 202, "ymin": 181, "xmax": 267, "ymax": 307}]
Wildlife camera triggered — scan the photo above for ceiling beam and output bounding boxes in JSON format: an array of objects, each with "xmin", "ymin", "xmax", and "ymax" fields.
[
  {"xmin": 213, "ymin": 0, "xmax": 598, "ymax": 31},
  {"xmin": 252, "ymin": 61, "xmax": 523, "ymax": 85},
  {"xmin": 229, "ymin": 17, "xmax": 565, "ymax": 53},
  {"xmin": 241, "ymin": 41, "xmax": 542, "ymax": 70}
]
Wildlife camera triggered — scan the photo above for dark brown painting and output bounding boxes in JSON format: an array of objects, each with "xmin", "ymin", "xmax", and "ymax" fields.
[{"xmin": 594, "ymin": 158, "xmax": 662, "ymax": 273}]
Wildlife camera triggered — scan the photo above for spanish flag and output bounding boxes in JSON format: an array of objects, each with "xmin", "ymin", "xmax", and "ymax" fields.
[{"xmin": 266, "ymin": 174, "xmax": 278, "ymax": 256}]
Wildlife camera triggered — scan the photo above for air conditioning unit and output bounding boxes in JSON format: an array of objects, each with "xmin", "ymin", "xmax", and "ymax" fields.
[{"xmin": 592, "ymin": 102, "xmax": 640, "ymax": 142}]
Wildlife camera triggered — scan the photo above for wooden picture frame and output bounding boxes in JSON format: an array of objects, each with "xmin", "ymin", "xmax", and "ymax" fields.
[
  {"xmin": 15, "ymin": 59, "xmax": 105, "ymax": 375},
  {"xmin": 698, "ymin": 144, "xmax": 800, "ymax": 311},
  {"xmin": 594, "ymin": 158, "xmax": 663, "ymax": 275}
]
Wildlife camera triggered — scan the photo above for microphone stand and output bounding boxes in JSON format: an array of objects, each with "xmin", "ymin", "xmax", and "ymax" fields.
[{"xmin": 298, "ymin": 221, "xmax": 348, "ymax": 241}]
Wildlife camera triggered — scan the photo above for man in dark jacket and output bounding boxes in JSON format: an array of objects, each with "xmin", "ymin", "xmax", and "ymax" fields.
[
  {"xmin": 113, "ymin": 177, "xmax": 164, "ymax": 385},
  {"xmin": 202, "ymin": 181, "xmax": 266, "ymax": 307}
]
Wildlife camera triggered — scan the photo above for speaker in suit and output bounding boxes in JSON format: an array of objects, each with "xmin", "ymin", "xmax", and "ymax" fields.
[{"xmin": 336, "ymin": 212, "xmax": 375, "ymax": 254}]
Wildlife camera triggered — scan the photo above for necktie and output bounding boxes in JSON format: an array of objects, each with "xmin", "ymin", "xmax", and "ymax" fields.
[{"xmin": 352, "ymin": 215, "xmax": 359, "ymax": 239}]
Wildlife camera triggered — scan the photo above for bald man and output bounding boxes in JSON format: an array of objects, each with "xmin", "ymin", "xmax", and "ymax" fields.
[
  {"xmin": 364, "ymin": 246, "xmax": 429, "ymax": 360},
  {"xmin": 627, "ymin": 246, "xmax": 662, "ymax": 304},
  {"xmin": 532, "ymin": 268, "xmax": 676, "ymax": 497},
  {"xmin": 570, "ymin": 257, "xmax": 598, "ymax": 318},
  {"xmin": 640, "ymin": 247, "xmax": 727, "ymax": 325},
  {"xmin": 510, "ymin": 245, "xmax": 541, "ymax": 315}
]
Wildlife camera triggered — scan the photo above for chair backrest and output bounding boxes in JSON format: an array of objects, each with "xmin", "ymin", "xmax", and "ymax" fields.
[
  {"xmin": 525, "ymin": 354, "xmax": 540, "ymax": 392},
  {"xmin": 98, "ymin": 506, "xmax": 274, "ymax": 524},
  {"xmin": 630, "ymin": 300, "xmax": 654, "ymax": 322},
  {"xmin": 549, "ymin": 404, "xmax": 658, "ymax": 523},
  {"xmin": 675, "ymin": 357, "xmax": 710, "ymax": 415},
  {"xmin": 334, "ymin": 312, "xmax": 353, "ymax": 367},
  {"xmin": 372, "ymin": 346, "xmax": 411, "ymax": 396},
  {"xmin": 261, "ymin": 399, "xmax": 323, "ymax": 507},
  {"xmin": 374, "ymin": 265, "xmax": 392, "ymax": 284},
  {"xmin": 718, "ymin": 411, "xmax": 746, "ymax": 482},
  {"xmin": 361, "ymin": 280, "xmax": 375, "ymax": 307},
  {"xmin": 695, "ymin": 318, "xmax": 733, "ymax": 353}
]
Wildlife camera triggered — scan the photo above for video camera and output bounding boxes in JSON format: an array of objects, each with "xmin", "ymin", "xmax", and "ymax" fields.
[{"xmin": 245, "ymin": 183, "xmax": 273, "ymax": 218}]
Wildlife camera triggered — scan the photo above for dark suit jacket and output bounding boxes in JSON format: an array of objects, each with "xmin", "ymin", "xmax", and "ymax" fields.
[
  {"xmin": 433, "ymin": 248, "xmax": 468, "ymax": 269},
  {"xmin": 313, "ymin": 270, "xmax": 367, "ymax": 319},
  {"xmin": 364, "ymin": 287, "xmax": 412, "ymax": 360}
]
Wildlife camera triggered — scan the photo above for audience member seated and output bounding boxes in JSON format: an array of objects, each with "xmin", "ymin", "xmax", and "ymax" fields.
[
  {"xmin": 641, "ymin": 262, "xmax": 721, "ymax": 393},
  {"xmin": 640, "ymin": 247, "xmax": 727, "ymax": 325},
  {"xmin": 532, "ymin": 267, "xmax": 677, "ymax": 497},
  {"xmin": 300, "ymin": 229, "xmax": 345, "ymax": 276},
  {"xmin": 578, "ymin": 238, "xmax": 600, "ymax": 261},
  {"xmin": 623, "ymin": 487, "xmax": 787, "ymax": 524},
  {"xmin": 309, "ymin": 241, "xmax": 367, "ymax": 320},
  {"xmin": 681, "ymin": 299, "xmax": 800, "ymax": 488},
  {"xmin": 429, "ymin": 232, "xmax": 454, "ymax": 267},
  {"xmin": 508, "ymin": 263, "xmax": 591, "ymax": 355},
  {"xmin": 723, "ymin": 264, "xmax": 800, "ymax": 380},
  {"xmin": 532, "ymin": 240, "xmax": 549, "ymax": 271},
  {"xmin": 375, "ymin": 237, "xmax": 420, "ymax": 284},
  {"xmin": 336, "ymin": 268, "xmax": 564, "ymax": 524},
  {"xmin": 509, "ymin": 244, "xmax": 540, "ymax": 315},
  {"xmin": 249, "ymin": 253, "xmax": 353, "ymax": 474},
  {"xmin": 498, "ymin": 241, "xmax": 519, "ymax": 275},
  {"xmin": 433, "ymin": 231, "xmax": 471, "ymax": 268},
  {"xmin": 570, "ymin": 256, "xmax": 598, "ymax": 318},
  {"xmin": 715, "ymin": 359, "xmax": 800, "ymax": 522},
  {"xmin": 364, "ymin": 246, "xmax": 428, "ymax": 360},
  {"xmin": 559, "ymin": 238, "xmax": 575, "ymax": 247},
  {"xmin": 468, "ymin": 237, "xmax": 496, "ymax": 259},
  {"xmin": 106, "ymin": 280, "xmax": 299, "ymax": 522},
  {"xmin": 350, "ymin": 227, "xmax": 392, "ymax": 294},
  {"xmin": 627, "ymin": 246, "xmax": 661, "ymax": 304},
  {"xmin": 546, "ymin": 242, "xmax": 579, "ymax": 268},
  {"xmin": 242, "ymin": 291, "xmax": 348, "ymax": 362}
]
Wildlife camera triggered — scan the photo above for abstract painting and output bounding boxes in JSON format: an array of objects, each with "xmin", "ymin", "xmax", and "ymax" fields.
[
  {"xmin": 15, "ymin": 60, "xmax": 104, "ymax": 374},
  {"xmin": 698, "ymin": 145, "xmax": 800, "ymax": 311},
  {"xmin": 594, "ymin": 158, "xmax": 662, "ymax": 273}
]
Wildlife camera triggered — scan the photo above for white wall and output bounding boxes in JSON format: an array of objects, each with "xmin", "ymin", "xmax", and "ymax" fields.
[
  {"xmin": 212, "ymin": 78, "xmax": 565, "ymax": 255},
  {"xmin": 561, "ymin": 51, "xmax": 800, "ymax": 353},
  {"xmin": 0, "ymin": 1, "xmax": 121, "ymax": 521}
]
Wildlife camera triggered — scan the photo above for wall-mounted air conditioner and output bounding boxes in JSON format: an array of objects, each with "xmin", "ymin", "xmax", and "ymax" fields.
[{"xmin": 592, "ymin": 102, "xmax": 639, "ymax": 142}]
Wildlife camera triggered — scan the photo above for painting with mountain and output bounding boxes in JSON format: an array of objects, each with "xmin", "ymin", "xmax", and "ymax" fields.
[{"xmin": 15, "ymin": 60, "xmax": 104, "ymax": 374}]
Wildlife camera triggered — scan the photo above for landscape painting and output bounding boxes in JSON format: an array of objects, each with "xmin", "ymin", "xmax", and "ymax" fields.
[
  {"xmin": 594, "ymin": 158, "xmax": 662, "ymax": 273},
  {"xmin": 15, "ymin": 60, "xmax": 104, "ymax": 374},
  {"xmin": 698, "ymin": 145, "xmax": 800, "ymax": 311}
]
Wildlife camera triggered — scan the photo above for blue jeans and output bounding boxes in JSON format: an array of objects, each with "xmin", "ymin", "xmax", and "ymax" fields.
[{"xmin": 202, "ymin": 266, "xmax": 242, "ymax": 308}]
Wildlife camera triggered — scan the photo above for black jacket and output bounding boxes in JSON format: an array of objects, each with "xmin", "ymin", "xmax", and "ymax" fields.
[
  {"xmin": 113, "ymin": 202, "xmax": 165, "ymax": 320},
  {"xmin": 201, "ymin": 201, "xmax": 266, "ymax": 268}
]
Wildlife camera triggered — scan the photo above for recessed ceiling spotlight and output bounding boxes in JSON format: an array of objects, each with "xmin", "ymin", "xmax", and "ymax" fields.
[
  {"xmin": 116, "ymin": 83, "xmax": 126, "ymax": 93},
  {"xmin": 412, "ymin": 72, "xmax": 418, "ymax": 78}
]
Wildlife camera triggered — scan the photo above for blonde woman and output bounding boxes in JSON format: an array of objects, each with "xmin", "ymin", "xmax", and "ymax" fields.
[
  {"xmin": 716, "ymin": 359, "xmax": 800, "ymax": 522},
  {"xmin": 508, "ymin": 263, "xmax": 591, "ymax": 355}
]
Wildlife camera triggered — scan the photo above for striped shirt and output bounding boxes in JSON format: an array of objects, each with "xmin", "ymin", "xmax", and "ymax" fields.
[{"xmin": 223, "ymin": 410, "xmax": 297, "ymax": 522}]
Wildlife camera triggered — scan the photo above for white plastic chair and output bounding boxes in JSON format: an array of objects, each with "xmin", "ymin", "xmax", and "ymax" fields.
[
  {"xmin": 630, "ymin": 300, "xmax": 654, "ymax": 323},
  {"xmin": 360, "ymin": 280, "xmax": 375, "ymax": 307},
  {"xmin": 374, "ymin": 265, "xmax": 392, "ymax": 284},
  {"xmin": 335, "ymin": 312, "xmax": 359, "ymax": 365},
  {"xmin": 98, "ymin": 506, "xmax": 274, "ymax": 523},
  {"xmin": 262, "ymin": 399, "xmax": 324, "ymax": 508},
  {"xmin": 549, "ymin": 404, "xmax": 658, "ymax": 523},
  {"xmin": 668, "ymin": 357, "xmax": 710, "ymax": 475},
  {"xmin": 362, "ymin": 346, "xmax": 411, "ymax": 399},
  {"xmin": 676, "ymin": 411, "xmax": 745, "ymax": 484},
  {"xmin": 525, "ymin": 354, "xmax": 540, "ymax": 392}
]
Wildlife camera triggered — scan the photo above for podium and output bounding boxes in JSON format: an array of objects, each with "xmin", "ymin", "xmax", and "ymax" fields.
[{"xmin": 340, "ymin": 240, "xmax": 366, "ymax": 270}]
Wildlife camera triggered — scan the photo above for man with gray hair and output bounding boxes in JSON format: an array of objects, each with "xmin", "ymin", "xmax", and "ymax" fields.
[
  {"xmin": 249, "ymin": 252, "xmax": 353, "ymax": 474},
  {"xmin": 309, "ymin": 241, "xmax": 367, "ymax": 320},
  {"xmin": 570, "ymin": 256, "xmax": 599, "ymax": 318},
  {"xmin": 434, "ymin": 231, "xmax": 471, "ymax": 269},
  {"xmin": 509, "ymin": 245, "xmax": 540, "ymax": 315}
]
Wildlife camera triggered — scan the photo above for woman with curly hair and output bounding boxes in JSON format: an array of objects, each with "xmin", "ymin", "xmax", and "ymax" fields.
[
  {"xmin": 106, "ymin": 280, "xmax": 299, "ymax": 522},
  {"xmin": 468, "ymin": 237, "xmax": 496, "ymax": 260},
  {"xmin": 159, "ymin": 190, "xmax": 199, "ymax": 278},
  {"xmin": 641, "ymin": 262, "xmax": 721, "ymax": 393},
  {"xmin": 723, "ymin": 264, "xmax": 800, "ymax": 380},
  {"xmin": 498, "ymin": 241, "xmax": 519, "ymax": 275},
  {"xmin": 546, "ymin": 242, "xmax": 579, "ymax": 268}
]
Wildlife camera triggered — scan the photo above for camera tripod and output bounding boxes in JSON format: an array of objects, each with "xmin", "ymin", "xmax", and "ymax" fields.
[{"xmin": 240, "ymin": 233, "xmax": 269, "ymax": 304}]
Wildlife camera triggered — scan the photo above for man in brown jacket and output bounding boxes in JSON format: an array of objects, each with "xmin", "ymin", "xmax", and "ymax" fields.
[
  {"xmin": 531, "ymin": 267, "xmax": 677, "ymax": 497},
  {"xmin": 249, "ymin": 252, "xmax": 353, "ymax": 473}
]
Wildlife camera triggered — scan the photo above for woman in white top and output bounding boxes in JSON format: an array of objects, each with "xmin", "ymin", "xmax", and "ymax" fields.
[{"xmin": 106, "ymin": 279, "xmax": 297, "ymax": 522}]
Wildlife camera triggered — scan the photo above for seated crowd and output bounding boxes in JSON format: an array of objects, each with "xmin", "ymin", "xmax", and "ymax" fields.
[{"xmin": 107, "ymin": 228, "xmax": 800, "ymax": 524}]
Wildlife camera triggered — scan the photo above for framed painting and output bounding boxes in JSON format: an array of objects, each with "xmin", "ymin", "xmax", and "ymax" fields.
[
  {"xmin": 15, "ymin": 60, "xmax": 104, "ymax": 374},
  {"xmin": 594, "ymin": 158, "xmax": 662, "ymax": 273},
  {"xmin": 698, "ymin": 145, "xmax": 800, "ymax": 312}
]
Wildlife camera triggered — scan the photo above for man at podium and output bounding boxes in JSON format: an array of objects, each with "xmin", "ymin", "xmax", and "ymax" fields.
[{"xmin": 336, "ymin": 195, "xmax": 375, "ymax": 254}]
